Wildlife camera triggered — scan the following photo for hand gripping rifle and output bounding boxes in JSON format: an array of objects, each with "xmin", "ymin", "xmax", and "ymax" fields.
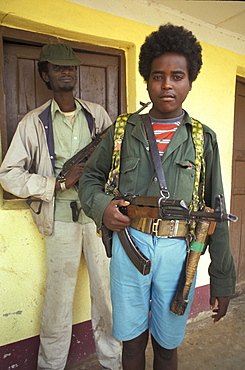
[{"xmin": 117, "ymin": 193, "xmax": 237, "ymax": 314}]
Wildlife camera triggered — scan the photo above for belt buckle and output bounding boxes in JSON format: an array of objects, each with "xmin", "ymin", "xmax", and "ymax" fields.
[
  {"xmin": 152, "ymin": 219, "xmax": 168, "ymax": 238},
  {"xmin": 152, "ymin": 219, "xmax": 161, "ymax": 237}
]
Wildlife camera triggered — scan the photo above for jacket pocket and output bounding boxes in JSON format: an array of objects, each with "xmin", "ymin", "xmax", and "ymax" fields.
[
  {"xmin": 120, "ymin": 157, "xmax": 140, "ymax": 194},
  {"xmin": 173, "ymin": 160, "xmax": 196, "ymax": 201}
]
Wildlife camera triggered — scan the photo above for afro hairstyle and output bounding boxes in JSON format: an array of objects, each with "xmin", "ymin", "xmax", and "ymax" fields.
[{"xmin": 139, "ymin": 23, "xmax": 202, "ymax": 83}]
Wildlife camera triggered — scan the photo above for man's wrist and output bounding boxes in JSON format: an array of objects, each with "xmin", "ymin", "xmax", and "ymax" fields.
[
  {"xmin": 57, "ymin": 176, "xmax": 67, "ymax": 190},
  {"xmin": 59, "ymin": 181, "xmax": 67, "ymax": 191}
]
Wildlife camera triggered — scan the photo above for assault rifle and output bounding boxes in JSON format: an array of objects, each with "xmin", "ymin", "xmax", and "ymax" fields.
[
  {"xmin": 115, "ymin": 193, "xmax": 237, "ymax": 315},
  {"xmin": 118, "ymin": 193, "xmax": 237, "ymax": 223}
]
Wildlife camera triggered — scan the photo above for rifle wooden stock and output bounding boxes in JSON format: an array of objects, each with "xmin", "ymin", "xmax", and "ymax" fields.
[
  {"xmin": 170, "ymin": 207, "xmax": 212, "ymax": 316},
  {"xmin": 122, "ymin": 205, "xmax": 160, "ymax": 219},
  {"xmin": 58, "ymin": 126, "xmax": 110, "ymax": 179}
]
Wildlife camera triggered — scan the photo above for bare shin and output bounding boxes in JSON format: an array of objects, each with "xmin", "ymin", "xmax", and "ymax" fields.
[
  {"xmin": 151, "ymin": 335, "xmax": 178, "ymax": 370},
  {"xmin": 122, "ymin": 329, "xmax": 149, "ymax": 370}
]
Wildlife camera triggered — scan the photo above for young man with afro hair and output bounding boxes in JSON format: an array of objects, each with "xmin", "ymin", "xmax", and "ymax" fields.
[{"xmin": 79, "ymin": 24, "xmax": 236, "ymax": 369}]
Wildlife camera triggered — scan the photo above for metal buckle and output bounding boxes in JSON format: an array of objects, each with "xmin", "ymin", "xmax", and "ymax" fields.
[
  {"xmin": 152, "ymin": 219, "xmax": 161, "ymax": 237},
  {"xmin": 159, "ymin": 190, "xmax": 170, "ymax": 199},
  {"xmin": 152, "ymin": 219, "xmax": 168, "ymax": 238}
]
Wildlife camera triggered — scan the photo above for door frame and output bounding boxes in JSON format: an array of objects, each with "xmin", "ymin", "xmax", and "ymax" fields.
[
  {"xmin": 230, "ymin": 75, "xmax": 245, "ymax": 288},
  {"xmin": 0, "ymin": 26, "xmax": 127, "ymax": 158}
]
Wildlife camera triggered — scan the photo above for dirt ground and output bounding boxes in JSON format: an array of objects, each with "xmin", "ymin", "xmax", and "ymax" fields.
[{"xmin": 67, "ymin": 293, "xmax": 245, "ymax": 370}]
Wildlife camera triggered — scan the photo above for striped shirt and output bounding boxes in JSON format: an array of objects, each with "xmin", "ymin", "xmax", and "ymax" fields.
[{"xmin": 150, "ymin": 113, "xmax": 184, "ymax": 156}]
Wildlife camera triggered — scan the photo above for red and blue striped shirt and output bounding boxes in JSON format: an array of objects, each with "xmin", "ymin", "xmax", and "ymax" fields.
[{"xmin": 150, "ymin": 113, "xmax": 184, "ymax": 156}]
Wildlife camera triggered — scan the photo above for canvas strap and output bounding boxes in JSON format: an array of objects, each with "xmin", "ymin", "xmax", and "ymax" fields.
[{"xmin": 105, "ymin": 114, "xmax": 130, "ymax": 196}]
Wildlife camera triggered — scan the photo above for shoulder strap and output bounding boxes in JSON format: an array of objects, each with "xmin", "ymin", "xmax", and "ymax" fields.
[
  {"xmin": 105, "ymin": 114, "xmax": 131, "ymax": 196},
  {"xmin": 84, "ymin": 109, "xmax": 94, "ymax": 134},
  {"xmin": 189, "ymin": 117, "xmax": 205, "ymax": 239},
  {"xmin": 142, "ymin": 114, "xmax": 169, "ymax": 198},
  {"xmin": 190, "ymin": 117, "xmax": 205, "ymax": 211}
]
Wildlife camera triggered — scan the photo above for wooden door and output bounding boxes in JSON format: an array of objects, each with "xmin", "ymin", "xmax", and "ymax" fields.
[
  {"xmin": 230, "ymin": 77, "xmax": 245, "ymax": 284},
  {"xmin": 3, "ymin": 42, "xmax": 122, "ymax": 147}
]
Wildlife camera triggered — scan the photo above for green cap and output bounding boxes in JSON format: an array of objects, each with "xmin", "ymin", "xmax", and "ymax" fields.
[{"xmin": 39, "ymin": 43, "xmax": 82, "ymax": 66}]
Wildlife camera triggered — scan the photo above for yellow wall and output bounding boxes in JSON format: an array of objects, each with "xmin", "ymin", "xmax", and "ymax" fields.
[
  {"xmin": 0, "ymin": 0, "xmax": 245, "ymax": 346},
  {"xmin": 0, "ymin": 203, "xmax": 90, "ymax": 345}
]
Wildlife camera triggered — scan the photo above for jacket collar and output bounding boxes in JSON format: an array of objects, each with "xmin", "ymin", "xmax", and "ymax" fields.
[
  {"xmin": 126, "ymin": 111, "xmax": 193, "ymax": 162},
  {"xmin": 127, "ymin": 114, "xmax": 148, "ymax": 146},
  {"xmin": 163, "ymin": 111, "xmax": 192, "ymax": 162}
]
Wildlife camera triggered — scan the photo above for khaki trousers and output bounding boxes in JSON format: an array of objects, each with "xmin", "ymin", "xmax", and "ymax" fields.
[{"xmin": 37, "ymin": 221, "xmax": 122, "ymax": 370}]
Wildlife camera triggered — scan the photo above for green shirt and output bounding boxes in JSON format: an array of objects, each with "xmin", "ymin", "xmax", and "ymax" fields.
[{"xmin": 52, "ymin": 99, "xmax": 92, "ymax": 224}]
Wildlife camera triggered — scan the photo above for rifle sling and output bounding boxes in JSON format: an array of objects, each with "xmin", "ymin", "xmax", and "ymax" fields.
[
  {"xmin": 117, "ymin": 228, "xmax": 151, "ymax": 275},
  {"xmin": 141, "ymin": 114, "xmax": 169, "ymax": 196}
]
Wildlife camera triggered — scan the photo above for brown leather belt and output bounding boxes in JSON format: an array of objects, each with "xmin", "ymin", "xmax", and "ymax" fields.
[{"xmin": 130, "ymin": 218, "xmax": 189, "ymax": 238}]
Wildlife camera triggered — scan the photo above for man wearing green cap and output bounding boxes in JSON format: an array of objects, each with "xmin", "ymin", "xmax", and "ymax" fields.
[{"xmin": 0, "ymin": 43, "xmax": 122, "ymax": 370}]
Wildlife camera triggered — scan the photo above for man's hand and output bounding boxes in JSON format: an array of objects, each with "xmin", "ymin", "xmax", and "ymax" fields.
[
  {"xmin": 210, "ymin": 296, "xmax": 231, "ymax": 322},
  {"xmin": 56, "ymin": 163, "xmax": 85, "ymax": 190},
  {"xmin": 102, "ymin": 199, "xmax": 131, "ymax": 232},
  {"xmin": 65, "ymin": 163, "xmax": 85, "ymax": 188}
]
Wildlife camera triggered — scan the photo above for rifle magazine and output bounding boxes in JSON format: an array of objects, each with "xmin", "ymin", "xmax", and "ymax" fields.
[{"xmin": 117, "ymin": 228, "xmax": 151, "ymax": 275}]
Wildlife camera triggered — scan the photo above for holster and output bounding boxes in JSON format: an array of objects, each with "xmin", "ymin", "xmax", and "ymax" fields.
[
  {"xmin": 101, "ymin": 225, "xmax": 113, "ymax": 258},
  {"xmin": 70, "ymin": 201, "xmax": 82, "ymax": 222}
]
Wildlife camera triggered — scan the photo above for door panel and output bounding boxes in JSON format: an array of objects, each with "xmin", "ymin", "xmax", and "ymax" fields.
[
  {"xmin": 230, "ymin": 78, "xmax": 245, "ymax": 284},
  {"xmin": 79, "ymin": 65, "xmax": 107, "ymax": 108}
]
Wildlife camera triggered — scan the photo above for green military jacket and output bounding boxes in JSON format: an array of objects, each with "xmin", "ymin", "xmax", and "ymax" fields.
[{"xmin": 79, "ymin": 111, "xmax": 236, "ymax": 297}]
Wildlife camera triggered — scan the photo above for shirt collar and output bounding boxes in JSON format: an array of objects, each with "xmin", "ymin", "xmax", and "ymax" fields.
[{"xmin": 51, "ymin": 98, "xmax": 83, "ymax": 120}]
